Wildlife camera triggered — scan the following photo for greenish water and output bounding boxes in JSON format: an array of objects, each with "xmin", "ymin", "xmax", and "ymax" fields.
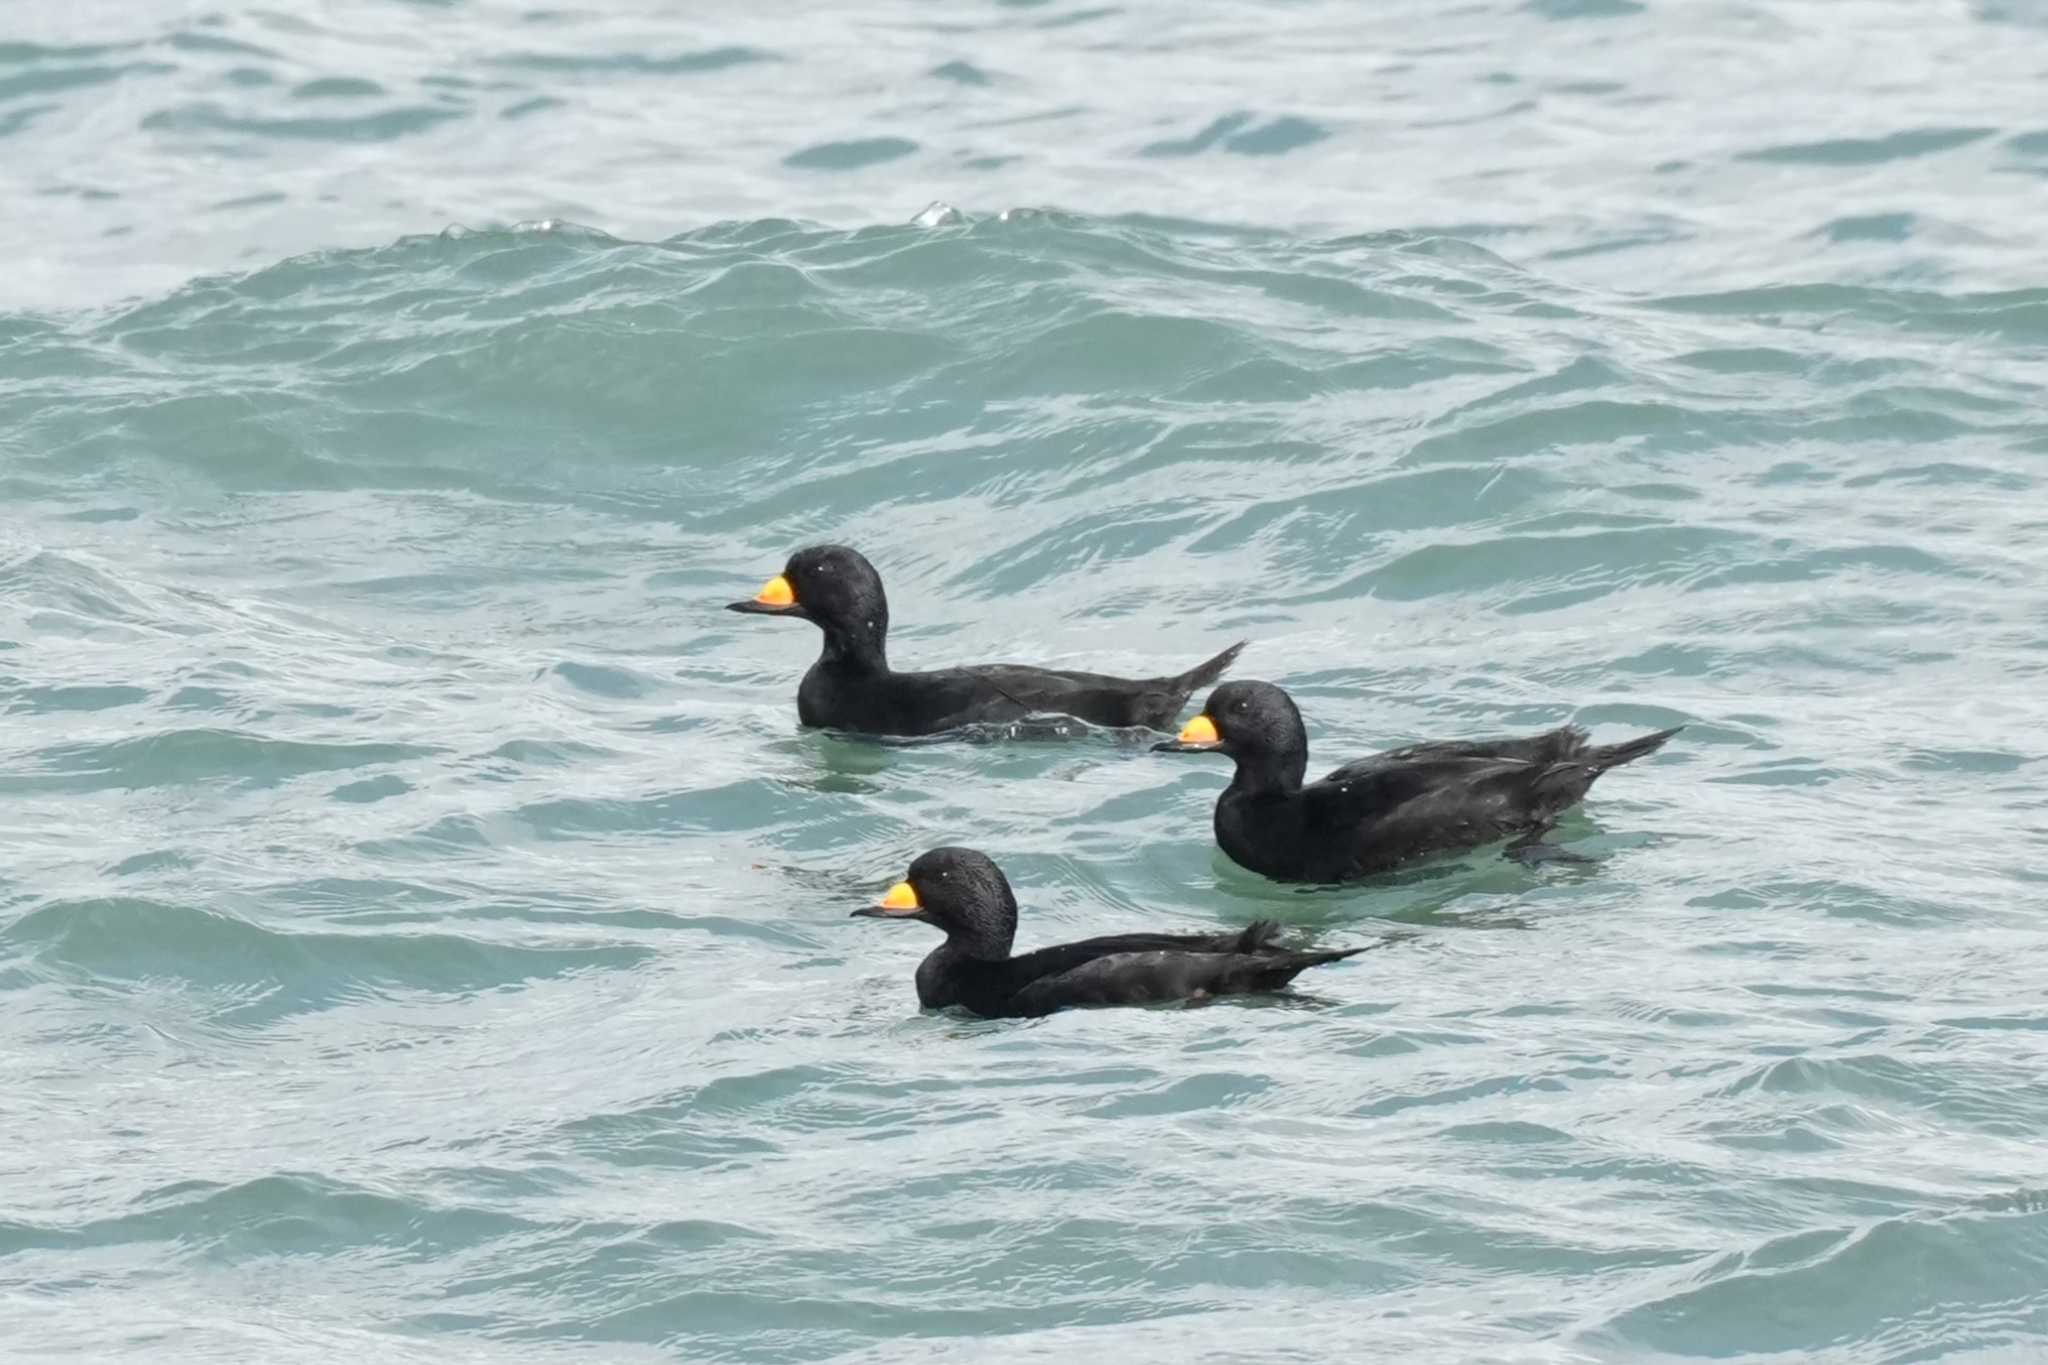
[{"xmin": 6, "ymin": 3, "xmax": 2048, "ymax": 1362}]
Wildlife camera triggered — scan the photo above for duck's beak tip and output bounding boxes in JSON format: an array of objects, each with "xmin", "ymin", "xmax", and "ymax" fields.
[{"xmin": 729, "ymin": 574, "xmax": 801, "ymax": 616}]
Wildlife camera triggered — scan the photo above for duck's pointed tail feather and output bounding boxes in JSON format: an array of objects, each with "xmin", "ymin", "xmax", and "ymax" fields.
[
  {"xmin": 1233, "ymin": 918, "xmax": 1284, "ymax": 953},
  {"xmin": 1586, "ymin": 724, "xmax": 1683, "ymax": 772},
  {"xmin": 1169, "ymin": 639, "xmax": 1247, "ymax": 696},
  {"xmin": 1254, "ymin": 944, "xmax": 1369, "ymax": 989}
]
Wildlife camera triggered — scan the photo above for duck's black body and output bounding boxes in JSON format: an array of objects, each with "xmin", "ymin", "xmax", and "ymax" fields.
[
  {"xmin": 855, "ymin": 848, "xmax": 1362, "ymax": 1019},
  {"xmin": 1156, "ymin": 681, "xmax": 1680, "ymax": 883},
  {"xmin": 728, "ymin": 546, "xmax": 1244, "ymax": 736}
]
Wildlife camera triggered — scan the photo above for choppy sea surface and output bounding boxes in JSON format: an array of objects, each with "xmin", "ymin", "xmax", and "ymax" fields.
[{"xmin": 5, "ymin": 2, "xmax": 2048, "ymax": 1361}]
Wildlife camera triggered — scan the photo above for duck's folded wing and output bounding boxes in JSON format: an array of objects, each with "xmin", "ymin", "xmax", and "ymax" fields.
[
  {"xmin": 882, "ymin": 666, "xmax": 1037, "ymax": 731},
  {"xmin": 1300, "ymin": 757, "xmax": 1497, "ymax": 824},
  {"xmin": 911, "ymin": 645, "xmax": 1242, "ymax": 731},
  {"xmin": 892, "ymin": 664, "xmax": 1148, "ymax": 731},
  {"xmin": 956, "ymin": 664, "xmax": 1185, "ymax": 729},
  {"xmin": 999, "ymin": 922, "xmax": 1282, "ymax": 988},
  {"xmin": 1302, "ymin": 752, "xmax": 1589, "ymax": 868},
  {"xmin": 1009, "ymin": 944, "xmax": 1363, "ymax": 1016},
  {"xmin": 1324, "ymin": 725, "xmax": 1590, "ymax": 783}
]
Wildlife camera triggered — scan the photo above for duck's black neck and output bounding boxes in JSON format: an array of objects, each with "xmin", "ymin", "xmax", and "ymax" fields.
[
  {"xmin": 917, "ymin": 929, "xmax": 1009, "ymax": 1010},
  {"xmin": 1228, "ymin": 742, "xmax": 1308, "ymax": 797},
  {"xmin": 932, "ymin": 885, "xmax": 1018, "ymax": 963},
  {"xmin": 816, "ymin": 618, "xmax": 889, "ymax": 675},
  {"xmin": 944, "ymin": 923, "xmax": 1014, "ymax": 962}
]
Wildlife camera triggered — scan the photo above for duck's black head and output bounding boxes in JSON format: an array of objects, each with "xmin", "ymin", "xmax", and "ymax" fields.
[
  {"xmin": 851, "ymin": 846, "xmax": 1017, "ymax": 961},
  {"xmin": 1152, "ymin": 679, "xmax": 1309, "ymax": 792},
  {"xmin": 727, "ymin": 544, "xmax": 890, "ymax": 669}
]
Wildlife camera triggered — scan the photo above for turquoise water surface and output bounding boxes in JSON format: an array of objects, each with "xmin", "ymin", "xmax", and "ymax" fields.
[{"xmin": 5, "ymin": 3, "xmax": 2048, "ymax": 1361}]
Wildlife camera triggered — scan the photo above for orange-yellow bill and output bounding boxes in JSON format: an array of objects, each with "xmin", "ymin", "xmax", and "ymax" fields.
[
  {"xmin": 874, "ymin": 880, "xmax": 920, "ymax": 914},
  {"xmin": 1176, "ymin": 714, "xmax": 1220, "ymax": 745},
  {"xmin": 753, "ymin": 575, "xmax": 795, "ymax": 607}
]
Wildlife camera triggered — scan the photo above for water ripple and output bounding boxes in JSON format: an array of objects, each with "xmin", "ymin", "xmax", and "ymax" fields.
[{"xmin": 4, "ymin": 7, "xmax": 2048, "ymax": 1353}]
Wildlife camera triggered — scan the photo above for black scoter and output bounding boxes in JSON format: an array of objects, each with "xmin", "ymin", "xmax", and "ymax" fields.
[
  {"xmin": 727, "ymin": 545, "xmax": 1244, "ymax": 736},
  {"xmin": 853, "ymin": 846, "xmax": 1362, "ymax": 1018},
  {"xmin": 1154, "ymin": 680, "xmax": 1680, "ymax": 883}
]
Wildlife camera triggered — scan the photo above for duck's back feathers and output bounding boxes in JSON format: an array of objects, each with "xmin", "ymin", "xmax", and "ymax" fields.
[
  {"xmin": 1322, "ymin": 723, "xmax": 1596, "ymax": 782},
  {"xmin": 1009, "ymin": 919, "xmax": 1280, "ymax": 969}
]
